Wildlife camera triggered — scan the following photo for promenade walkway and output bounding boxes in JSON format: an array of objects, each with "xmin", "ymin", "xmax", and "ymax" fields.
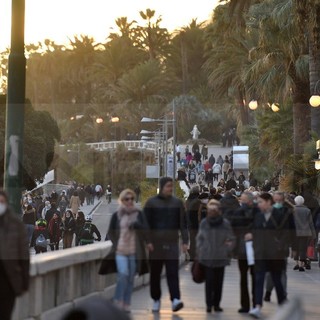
[{"xmin": 130, "ymin": 259, "xmax": 320, "ymax": 320}]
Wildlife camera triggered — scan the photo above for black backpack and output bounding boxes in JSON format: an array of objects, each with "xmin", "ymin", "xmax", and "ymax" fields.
[{"xmin": 81, "ymin": 222, "xmax": 93, "ymax": 240}]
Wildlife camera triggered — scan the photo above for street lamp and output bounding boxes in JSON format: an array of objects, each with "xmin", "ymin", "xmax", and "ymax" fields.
[
  {"xmin": 96, "ymin": 117, "xmax": 103, "ymax": 124},
  {"xmin": 248, "ymin": 100, "xmax": 258, "ymax": 110},
  {"xmin": 271, "ymin": 103, "xmax": 280, "ymax": 112},
  {"xmin": 111, "ymin": 116, "xmax": 120, "ymax": 123},
  {"xmin": 310, "ymin": 81, "xmax": 320, "ymax": 107}
]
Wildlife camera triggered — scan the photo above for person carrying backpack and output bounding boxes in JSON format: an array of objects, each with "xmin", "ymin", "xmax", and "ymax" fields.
[
  {"xmin": 79, "ymin": 215, "xmax": 101, "ymax": 246},
  {"xmin": 31, "ymin": 219, "xmax": 49, "ymax": 254}
]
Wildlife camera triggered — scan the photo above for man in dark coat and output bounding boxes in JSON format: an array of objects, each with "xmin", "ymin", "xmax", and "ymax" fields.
[
  {"xmin": 144, "ymin": 177, "xmax": 189, "ymax": 313},
  {"xmin": 220, "ymin": 191, "xmax": 240, "ymax": 220},
  {"xmin": 0, "ymin": 191, "xmax": 30, "ymax": 320},
  {"xmin": 229, "ymin": 192, "xmax": 259, "ymax": 313}
]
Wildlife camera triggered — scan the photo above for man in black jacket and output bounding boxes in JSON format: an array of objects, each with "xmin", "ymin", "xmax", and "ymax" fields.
[
  {"xmin": 144, "ymin": 177, "xmax": 189, "ymax": 313},
  {"xmin": 229, "ymin": 192, "xmax": 259, "ymax": 313}
]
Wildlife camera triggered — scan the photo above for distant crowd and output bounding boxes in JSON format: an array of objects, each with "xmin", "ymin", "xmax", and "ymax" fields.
[{"xmin": 20, "ymin": 182, "xmax": 112, "ymax": 254}]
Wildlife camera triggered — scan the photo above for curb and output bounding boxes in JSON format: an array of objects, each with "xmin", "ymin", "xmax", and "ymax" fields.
[{"xmin": 88, "ymin": 200, "xmax": 102, "ymax": 216}]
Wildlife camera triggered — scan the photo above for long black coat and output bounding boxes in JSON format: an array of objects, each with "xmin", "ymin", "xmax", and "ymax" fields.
[
  {"xmin": 107, "ymin": 210, "xmax": 149, "ymax": 276},
  {"xmin": 253, "ymin": 208, "xmax": 295, "ymax": 272},
  {"xmin": 0, "ymin": 210, "xmax": 30, "ymax": 296}
]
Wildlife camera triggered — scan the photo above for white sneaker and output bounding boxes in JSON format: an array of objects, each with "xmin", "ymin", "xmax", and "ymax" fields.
[
  {"xmin": 172, "ymin": 298, "xmax": 184, "ymax": 312},
  {"xmin": 249, "ymin": 307, "xmax": 261, "ymax": 319},
  {"xmin": 152, "ymin": 300, "xmax": 161, "ymax": 313}
]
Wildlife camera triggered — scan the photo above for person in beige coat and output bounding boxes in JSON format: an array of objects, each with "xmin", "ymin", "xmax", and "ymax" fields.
[{"xmin": 69, "ymin": 191, "xmax": 81, "ymax": 217}]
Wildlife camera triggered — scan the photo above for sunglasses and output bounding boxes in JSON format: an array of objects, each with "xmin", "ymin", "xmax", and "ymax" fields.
[{"xmin": 124, "ymin": 197, "xmax": 134, "ymax": 202}]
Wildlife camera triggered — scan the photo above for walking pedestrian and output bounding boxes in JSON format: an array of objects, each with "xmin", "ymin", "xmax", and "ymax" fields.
[
  {"xmin": 31, "ymin": 218, "xmax": 49, "ymax": 254},
  {"xmin": 229, "ymin": 192, "xmax": 259, "ymax": 313},
  {"xmin": 176, "ymin": 144, "xmax": 181, "ymax": 162},
  {"xmin": 61, "ymin": 210, "xmax": 76, "ymax": 249},
  {"xmin": 292, "ymin": 196, "xmax": 316, "ymax": 271},
  {"xmin": 107, "ymin": 189, "xmax": 149, "ymax": 312},
  {"xmin": 69, "ymin": 191, "xmax": 81, "ymax": 217},
  {"xmin": 212, "ymin": 163, "xmax": 221, "ymax": 182},
  {"xmin": 144, "ymin": 177, "xmax": 189, "ymax": 313},
  {"xmin": 249, "ymin": 193, "xmax": 292, "ymax": 319},
  {"xmin": 186, "ymin": 186, "xmax": 201, "ymax": 261},
  {"xmin": 48, "ymin": 213, "xmax": 62, "ymax": 251},
  {"xmin": 196, "ymin": 199, "xmax": 235, "ymax": 313},
  {"xmin": 222, "ymin": 160, "xmax": 230, "ymax": 181},
  {"xmin": 79, "ymin": 215, "xmax": 101, "ymax": 246},
  {"xmin": 208, "ymin": 154, "xmax": 215, "ymax": 167},
  {"xmin": 23, "ymin": 204, "xmax": 37, "ymax": 244},
  {"xmin": 201, "ymin": 144, "xmax": 208, "ymax": 161},
  {"xmin": 75, "ymin": 211, "xmax": 85, "ymax": 246},
  {"xmin": 0, "ymin": 191, "xmax": 30, "ymax": 320}
]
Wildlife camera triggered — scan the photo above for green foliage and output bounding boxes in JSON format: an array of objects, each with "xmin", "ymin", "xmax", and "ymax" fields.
[
  {"xmin": 0, "ymin": 95, "xmax": 60, "ymax": 189},
  {"xmin": 241, "ymin": 104, "xmax": 293, "ymax": 182}
]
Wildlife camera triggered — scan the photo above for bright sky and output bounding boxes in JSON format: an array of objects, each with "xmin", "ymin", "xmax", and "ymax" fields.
[{"xmin": 0, "ymin": 0, "xmax": 220, "ymax": 50}]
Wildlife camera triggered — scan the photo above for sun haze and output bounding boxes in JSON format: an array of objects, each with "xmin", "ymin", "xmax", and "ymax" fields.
[{"xmin": 0, "ymin": 0, "xmax": 220, "ymax": 49}]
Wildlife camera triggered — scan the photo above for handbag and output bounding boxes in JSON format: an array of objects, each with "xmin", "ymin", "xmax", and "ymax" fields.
[
  {"xmin": 98, "ymin": 249, "xmax": 117, "ymax": 275},
  {"xmin": 191, "ymin": 259, "xmax": 205, "ymax": 284},
  {"xmin": 307, "ymin": 240, "xmax": 315, "ymax": 260}
]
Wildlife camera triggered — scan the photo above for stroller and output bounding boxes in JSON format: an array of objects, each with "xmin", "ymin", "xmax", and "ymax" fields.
[{"xmin": 188, "ymin": 169, "xmax": 197, "ymax": 184}]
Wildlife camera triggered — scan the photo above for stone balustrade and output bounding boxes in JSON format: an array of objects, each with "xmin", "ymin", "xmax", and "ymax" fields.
[{"xmin": 12, "ymin": 241, "xmax": 149, "ymax": 320}]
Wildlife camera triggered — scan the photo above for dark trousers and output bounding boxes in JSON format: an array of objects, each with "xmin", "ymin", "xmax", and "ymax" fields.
[
  {"xmin": 238, "ymin": 259, "xmax": 255, "ymax": 310},
  {"xmin": 50, "ymin": 242, "xmax": 59, "ymax": 251},
  {"xmin": 0, "ymin": 273, "xmax": 16, "ymax": 320},
  {"xmin": 149, "ymin": 244, "xmax": 180, "ymax": 301},
  {"xmin": 189, "ymin": 229, "xmax": 198, "ymax": 261},
  {"xmin": 255, "ymin": 270, "xmax": 285, "ymax": 306},
  {"xmin": 295, "ymin": 236, "xmax": 309, "ymax": 262},
  {"xmin": 205, "ymin": 266, "xmax": 225, "ymax": 308},
  {"xmin": 35, "ymin": 246, "xmax": 47, "ymax": 254},
  {"xmin": 0, "ymin": 293, "xmax": 15, "ymax": 320}
]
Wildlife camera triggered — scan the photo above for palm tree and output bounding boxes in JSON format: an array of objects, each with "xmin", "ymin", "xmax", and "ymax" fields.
[
  {"xmin": 204, "ymin": 4, "xmax": 254, "ymax": 126},
  {"xmin": 294, "ymin": 0, "xmax": 320, "ymax": 136},
  {"xmin": 167, "ymin": 19, "xmax": 207, "ymax": 95},
  {"xmin": 244, "ymin": 0, "xmax": 310, "ymax": 154},
  {"xmin": 135, "ymin": 9, "xmax": 170, "ymax": 60}
]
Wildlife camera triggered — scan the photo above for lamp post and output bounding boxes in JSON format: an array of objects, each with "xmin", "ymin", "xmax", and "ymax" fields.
[
  {"xmin": 172, "ymin": 99, "xmax": 177, "ymax": 196},
  {"xmin": 4, "ymin": 0, "xmax": 26, "ymax": 213},
  {"xmin": 314, "ymin": 140, "xmax": 320, "ymax": 170},
  {"xmin": 111, "ymin": 116, "xmax": 120, "ymax": 140}
]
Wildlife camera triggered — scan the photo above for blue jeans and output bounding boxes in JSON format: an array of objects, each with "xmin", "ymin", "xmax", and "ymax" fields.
[
  {"xmin": 255, "ymin": 271, "xmax": 285, "ymax": 306},
  {"xmin": 114, "ymin": 254, "xmax": 136, "ymax": 305},
  {"xmin": 25, "ymin": 224, "xmax": 34, "ymax": 244}
]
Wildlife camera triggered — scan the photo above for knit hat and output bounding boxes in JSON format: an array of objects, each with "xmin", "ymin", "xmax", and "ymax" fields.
[
  {"xmin": 159, "ymin": 177, "xmax": 173, "ymax": 192},
  {"xmin": 294, "ymin": 195, "xmax": 304, "ymax": 206}
]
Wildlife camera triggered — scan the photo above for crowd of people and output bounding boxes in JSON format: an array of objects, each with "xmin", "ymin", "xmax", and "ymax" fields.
[
  {"xmin": 177, "ymin": 142, "xmax": 251, "ymax": 193},
  {"xmin": 21, "ymin": 182, "xmax": 107, "ymax": 254},
  {"xmin": 2, "ymin": 170, "xmax": 320, "ymax": 319},
  {"xmin": 103, "ymin": 175, "xmax": 319, "ymax": 319}
]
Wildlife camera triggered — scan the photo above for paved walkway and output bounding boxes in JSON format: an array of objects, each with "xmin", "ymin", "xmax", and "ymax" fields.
[{"xmin": 130, "ymin": 259, "xmax": 320, "ymax": 319}]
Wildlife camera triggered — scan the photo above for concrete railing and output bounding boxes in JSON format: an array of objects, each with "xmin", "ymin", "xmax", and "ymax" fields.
[
  {"xmin": 13, "ymin": 241, "xmax": 149, "ymax": 320},
  {"xmin": 268, "ymin": 296, "xmax": 304, "ymax": 320},
  {"xmin": 87, "ymin": 140, "xmax": 157, "ymax": 153}
]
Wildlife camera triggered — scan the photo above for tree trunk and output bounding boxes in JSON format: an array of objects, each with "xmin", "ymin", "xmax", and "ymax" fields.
[
  {"xmin": 292, "ymin": 98, "xmax": 310, "ymax": 154},
  {"xmin": 290, "ymin": 64, "xmax": 311, "ymax": 154},
  {"xmin": 308, "ymin": 10, "xmax": 320, "ymax": 137},
  {"xmin": 180, "ymin": 33, "xmax": 188, "ymax": 94},
  {"xmin": 237, "ymin": 87, "xmax": 249, "ymax": 126}
]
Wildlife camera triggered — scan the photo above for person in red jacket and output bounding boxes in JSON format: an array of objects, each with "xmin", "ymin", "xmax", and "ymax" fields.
[{"xmin": 48, "ymin": 213, "xmax": 62, "ymax": 251}]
